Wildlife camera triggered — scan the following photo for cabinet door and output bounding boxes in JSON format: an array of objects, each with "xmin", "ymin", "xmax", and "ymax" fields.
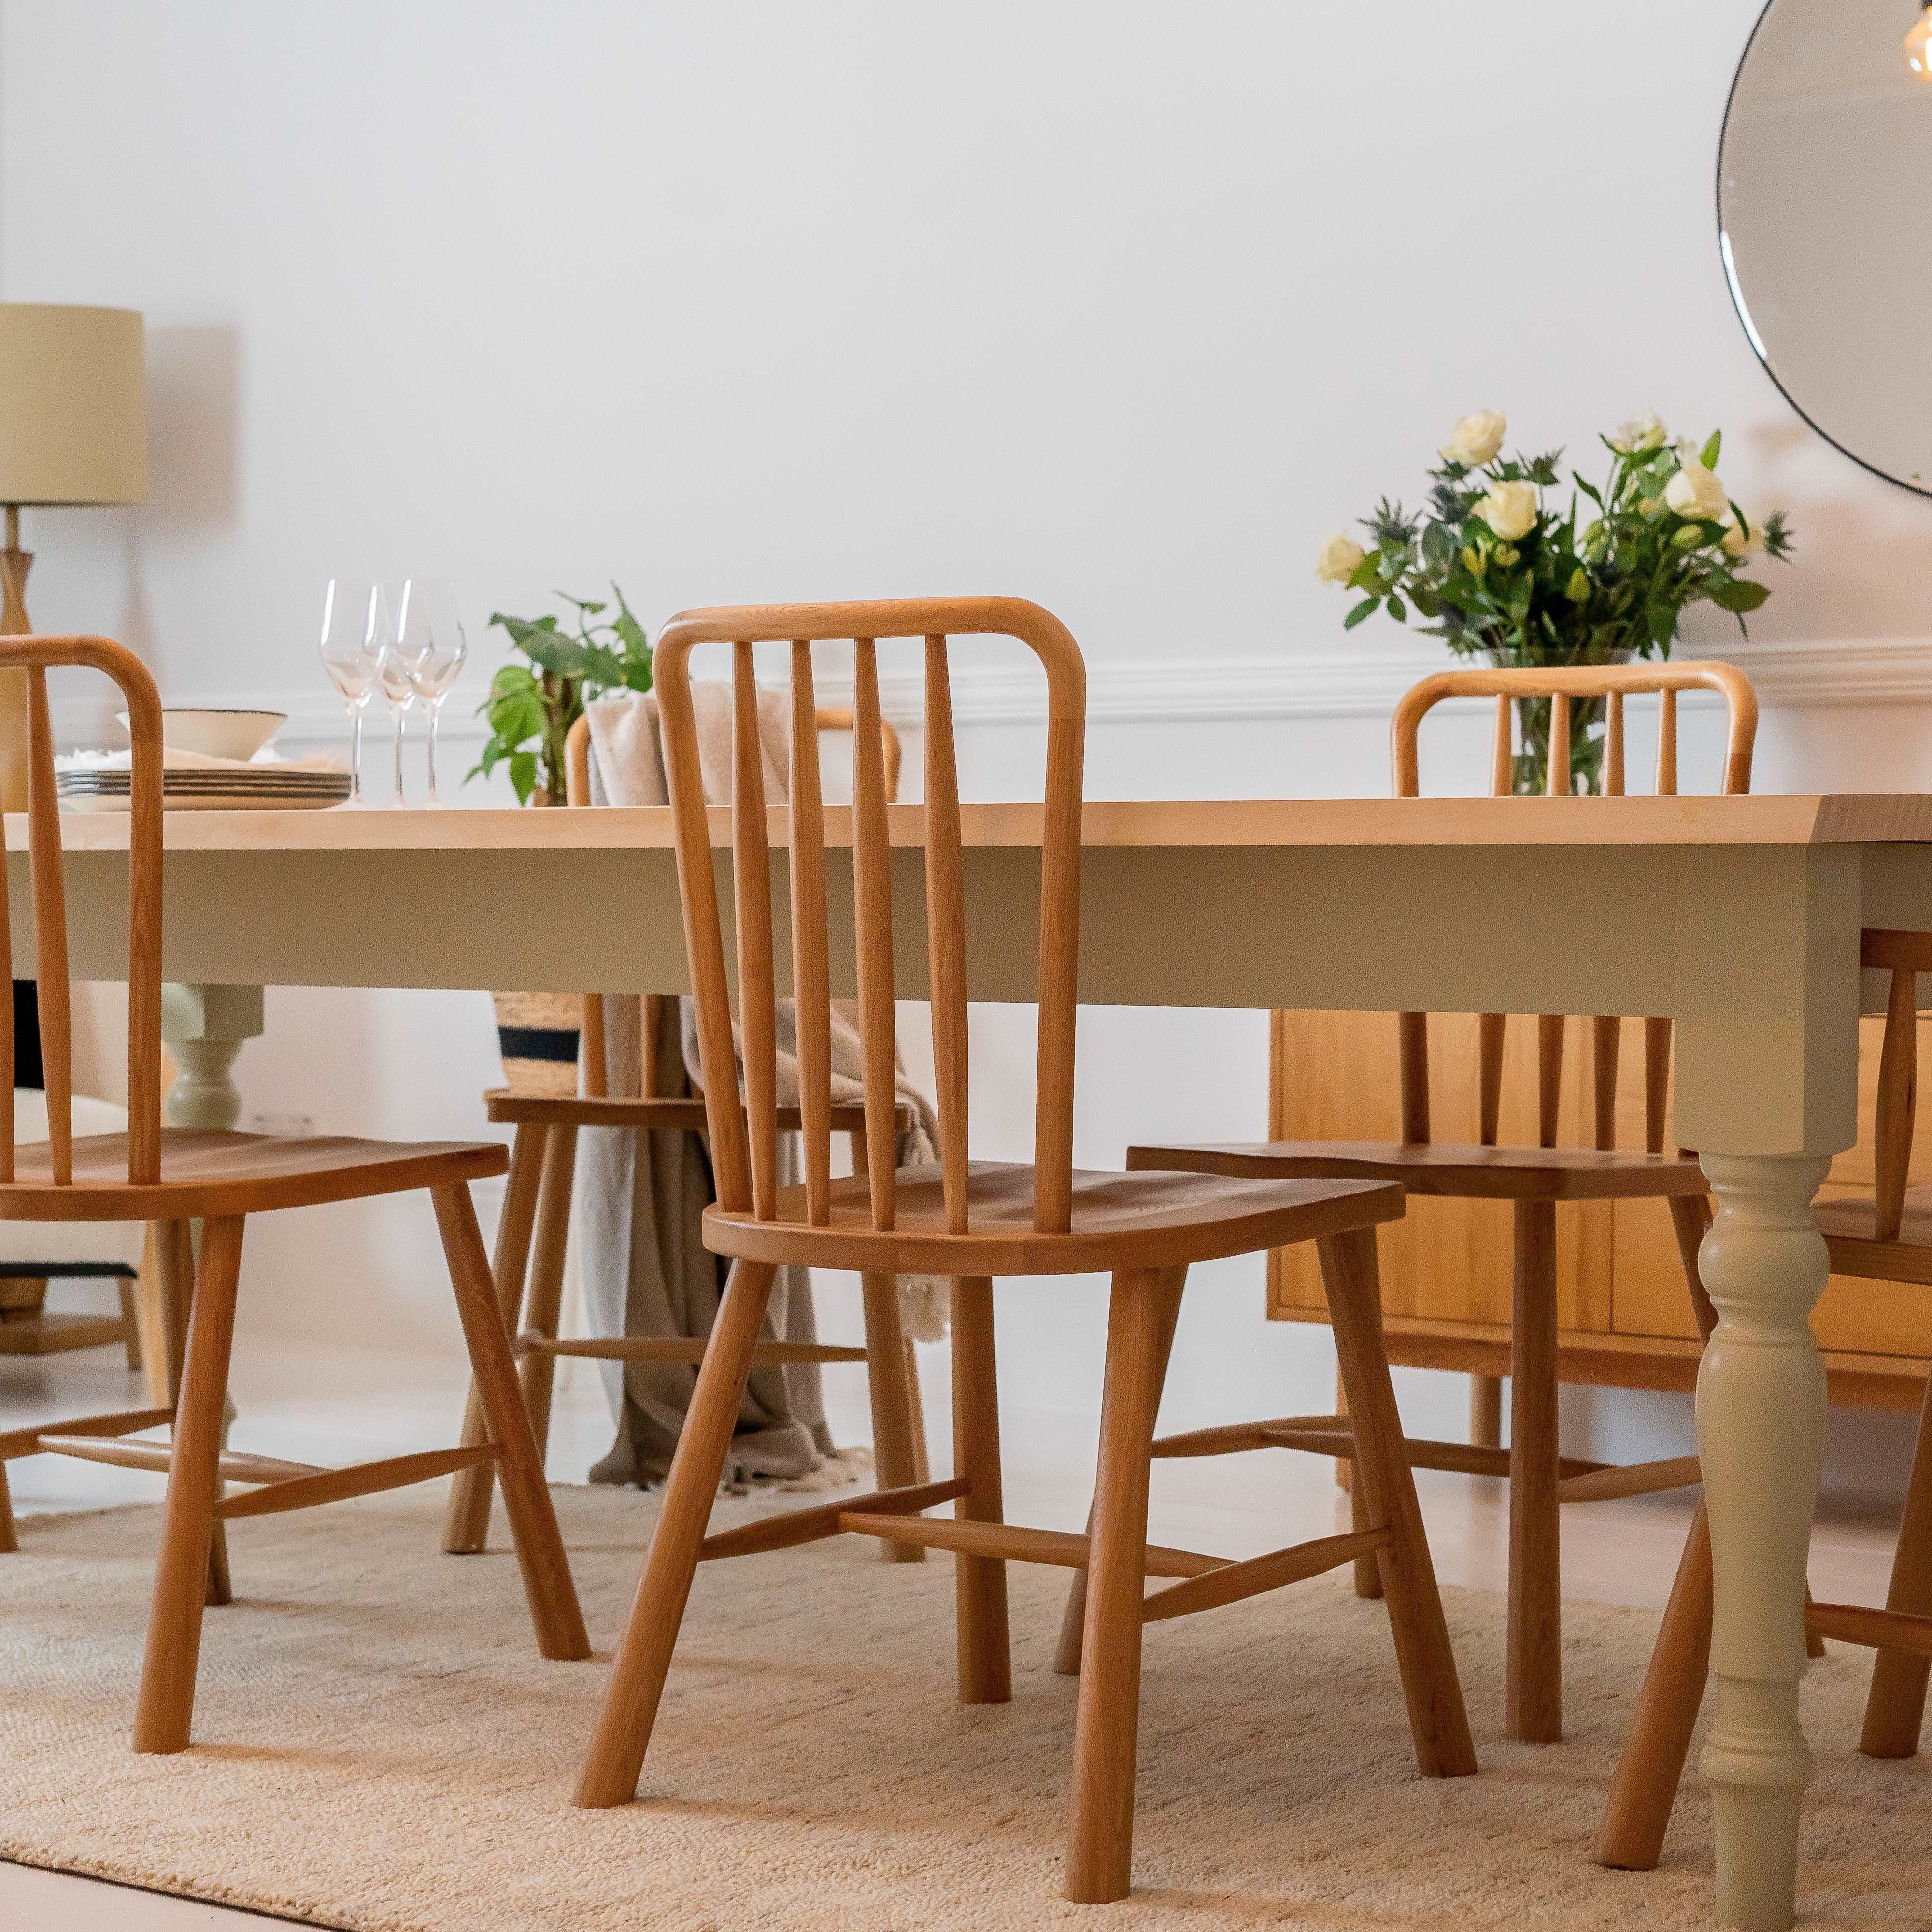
[{"xmin": 1269, "ymin": 1010, "xmax": 1610, "ymax": 1332}]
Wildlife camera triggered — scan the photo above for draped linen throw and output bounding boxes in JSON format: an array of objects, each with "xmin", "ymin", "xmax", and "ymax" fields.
[{"xmin": 580, "ymin": 685, "xmax": 943, "ymax": 1487}]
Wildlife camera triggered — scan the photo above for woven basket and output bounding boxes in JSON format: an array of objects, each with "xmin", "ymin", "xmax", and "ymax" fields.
[{"xmin": 491, "ymin": 990, "xmax": 582, "ymax": 1096}]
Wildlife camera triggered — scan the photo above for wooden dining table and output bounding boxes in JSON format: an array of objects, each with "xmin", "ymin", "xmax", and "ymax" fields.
[{"xmin": 18, "ymin": 789, "xmax": 1932, "ymax": 1932}]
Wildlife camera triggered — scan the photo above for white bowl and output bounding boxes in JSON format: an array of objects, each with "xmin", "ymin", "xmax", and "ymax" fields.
[{"xmin": 118, "ymin": 708, "xmax": 288, "ymax": 761}]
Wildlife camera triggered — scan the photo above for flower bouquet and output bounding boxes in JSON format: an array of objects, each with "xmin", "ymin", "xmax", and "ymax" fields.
[{"xmin": 1316, "ymin": 410, "xmax": 1793, "ymax": 793}]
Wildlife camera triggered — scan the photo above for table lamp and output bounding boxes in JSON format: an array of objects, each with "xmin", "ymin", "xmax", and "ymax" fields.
[{"xmin": 0, "ymin": 303, "xmax": 146, "ymax": 809}]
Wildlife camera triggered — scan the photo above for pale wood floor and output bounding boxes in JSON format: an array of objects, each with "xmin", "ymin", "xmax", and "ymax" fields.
[{"xmin": 0, "ymin": 1309, "xmax": 1904, "ymax": 1929}]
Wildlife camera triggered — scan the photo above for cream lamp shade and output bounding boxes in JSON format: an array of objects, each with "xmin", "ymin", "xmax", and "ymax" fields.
[{"xmin": 0, "ymin": 304, "xmax": 146, "ymax": 506}]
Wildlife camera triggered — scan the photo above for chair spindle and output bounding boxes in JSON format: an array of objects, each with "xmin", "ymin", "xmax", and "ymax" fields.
[
  {"xmin": 788, "ymin": 643, "xmax": 835, "ymax": 1223},
  {"xmin": 1490, "ymin": 694, "xmax": 1512, "ymax": 796},
  {"xmin": 1397, "ymin": 1012, "xmax": 1430, "ymax": 1143},
  {"xmin": 1605, "ymin": 691, "xmax": 1625, "ymax": 797},
  {"xmin": 923, "ymin": 635, "xmax": 970, "ymax": 1234},
  {"xmin": 1592, "ymin": 1017, "xmax": 1620, "ymax": 1153},
  {"xmin": 0, "ymin": 803, "xmax": 12, "ymax": 1183},
  {"xmin": 1877, "ymin": 964, "xmax": 1919, "ymax": 1244},
  {"xmin": 1546, "ymin": 693, "xmax": 1571, "ymax": 798},
  {"xmin": 1477, "ymin": 1013, "xmax": 1506, "ymax": 1146},
  {"xmin": 1643, "ymin": 1017, "xmax": 1671, "ymax": 1157},
  {"xmin": 26, "ymin": 666, "xmax": 72, "ymax": 1184},
  {"xmin": 731, "ymin": 642, "xmax": 780, "ymax": 1219},
  {"xmin": 656, "ymin": 644, "xmax": 752, "ymax": 1214},
  {"xmin": 1536, "ymin": 1014, "xmax": 1564, "ymax": 1149},
  {"xmin": 851, "ymin": 639, "xmax": 898, "ymax": 1229},
  {"xmin": 1655, "ymin": 687, "xmax": 1677, "ymax": 796}
]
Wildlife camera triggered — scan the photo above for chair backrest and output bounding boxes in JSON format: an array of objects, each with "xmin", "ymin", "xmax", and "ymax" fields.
[
  {"xmin": 564, "ymin": 700, "xmax": 906, "ymax": 1103},
  {"xmin": 0, "ymin": 635, "xmax": 163, "ymax": 1186},
  {"xmin": 654, "ymin": 597, "xmax": 1086, "ymax": 1233},
  {"xmin": 1861, "ymin": 928, "xmax": 1932, "ymax": 1243},
  {"xmin": 1385, "ymin": 661, "xmax": 1759, "ymax": 1151}
]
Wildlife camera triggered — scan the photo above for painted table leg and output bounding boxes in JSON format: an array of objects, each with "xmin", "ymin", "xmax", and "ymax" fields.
[
  {"xmin": 160, "ymin": 984, "xmax": 264, "ymax": 1131},
  {"xmin": 1695, "ymin": 1152, "xmax": 1832, "ymax": 1932}
]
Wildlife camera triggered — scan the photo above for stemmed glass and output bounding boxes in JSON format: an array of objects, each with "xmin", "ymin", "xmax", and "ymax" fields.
[
  {"xmin": 371, "ymin": 587, "xmax": 418, "ymax": 806},
  {"xmin": 317, "ymin": 579, "xmax": 380, "ymax": 807},
  {"xmin": 396, "ymin": 578, "xmax": 468, "ymax": 806}
]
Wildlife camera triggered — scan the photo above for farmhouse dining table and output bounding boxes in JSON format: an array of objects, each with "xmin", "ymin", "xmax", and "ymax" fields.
[{"xmin": 17, "ymin": 789, "xmax": 1932, "ymax": 1932}]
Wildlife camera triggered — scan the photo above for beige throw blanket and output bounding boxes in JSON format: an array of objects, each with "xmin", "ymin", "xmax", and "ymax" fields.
[{"xmin": 579, "ymin": 685, "xmax": 944, "ymax": 1488}]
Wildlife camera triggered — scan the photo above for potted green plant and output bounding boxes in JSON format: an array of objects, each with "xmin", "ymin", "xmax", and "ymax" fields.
[
  {"xmin": 469, "ymin": 585, "xmax": 653, "ymax": 1090},
  {"xmin": 1316, "ymin": 410, "xmax": 1794, "ymax": 793},
  {"xmin": 469, "ymin": 584, "xmax": 653, "ymax": 806}
]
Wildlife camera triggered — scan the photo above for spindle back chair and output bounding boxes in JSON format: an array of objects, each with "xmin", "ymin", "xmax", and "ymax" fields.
[
  {"xmin": 572, "ymin": 598, "xmax": 1475, "ymax": 1904},
  {"xmin": 662, "ymin": 597, "xmax": 1083, "ymax": 1247},
  {"xmin": 1596, "ymin": 923, "xmax": 1932, "ymax": 1870},
  {"xmin": 0, "ymin": 634, "xmax": 587, "ymax": 1756},
  {"xmin": 1390, "ymin": 660, "xmax": 1758, "ymax": 1155},
  {"xmin": 1112, "ymin": 659, "xmax": 1761, "ymax": 1748},
  {"xmin": 444, "ymin": 700, "xmax": 928, "ymax": 1557}
]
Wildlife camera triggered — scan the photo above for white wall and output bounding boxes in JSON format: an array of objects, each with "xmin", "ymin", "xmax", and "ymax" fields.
[{"xmin": 4, "ymin": 1, "xmax": 1929, "ymax": 1493}]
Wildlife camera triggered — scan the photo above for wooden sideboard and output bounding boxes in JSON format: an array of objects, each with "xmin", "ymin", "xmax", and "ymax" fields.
[{"xmin": 1267, "ymin": 1009, "xmax": 1932, "ymax": 1412}]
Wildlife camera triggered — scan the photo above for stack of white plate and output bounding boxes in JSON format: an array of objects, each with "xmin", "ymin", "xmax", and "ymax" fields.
[{"xmin": 56, "ymin": 767, "xmax": 352, "ymax": 813}]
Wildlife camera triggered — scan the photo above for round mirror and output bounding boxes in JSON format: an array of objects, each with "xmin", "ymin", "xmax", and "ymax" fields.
[{"xmin": 1720, "ymin": 0, "xmax": 1932, "ymax": 494}]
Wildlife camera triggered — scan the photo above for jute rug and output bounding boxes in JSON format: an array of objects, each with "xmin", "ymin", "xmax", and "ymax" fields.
[{"xmin": 0, "ymin": 1486, "xmax": 1925, "ymax": 1930}]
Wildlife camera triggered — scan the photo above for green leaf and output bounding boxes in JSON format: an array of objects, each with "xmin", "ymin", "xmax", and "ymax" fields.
[
  {"xmin": 1707, "ymin": 578, "xmax": 1770, "ymax": 613},
  {"xmin": 507, "ymin": 750, "xmax": 538, "ymax": 805},
  {"xmin": 1343, "ymin": 597, "xmax": 1381, "ymax": 629},
  {"xmin": 1386, "ymin": 594, "xmax": 1406, "ymax": 622},
  {"xmin": 1699, "ymin": 430, "xmax": 1721, "ymax": 469}
]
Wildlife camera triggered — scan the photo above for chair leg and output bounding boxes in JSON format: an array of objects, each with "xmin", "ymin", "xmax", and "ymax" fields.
[
  {"xmin": 903, "ymin": 1335, "xmax": 931, "ymax": 1485},
  {"xmin": 135, "ymin": 1226, "xmax": 172, "ymax": 1408},
  {"xmin": 155, "ymin": 1217, "xmax": 229, "ymax": 1607},
  {"xmin": 951, "ymin": 1275, "xmax": 1011, "ymax": 1702},
  {"xmin": 1053, "ymin": 1271, "xmax": 1185, "ymax": 1677},
  {"xmin": 861, "ymin": 1272, "xmax": 923, "ymax": 1563},
  {"xmin": 1322, "ymin": 1226, "xmax": 1477, "ymax": 1776},
  {"xmin": 1593, "ymin": 1502, "xmax": 1712, "ymax": 1868},
  {"xmin": 575, "ymin": 1257, "xmax": 780, "ymax": 1807},
  {"xmin": 1508, "ymin": 1198, "xmax": 1563, "ymax": 1743},
  {"xmin": 117, "ymin": 1276, "xmax": 143, "ymax": 1373},
  {"xmin": 1066, "ymin": 1266, "xmax": 1185, "ymax": 1904},
  {"xmin": 0, "ymin": 1461, "xmax": 16, "ymax": 1553},
  {"xmin": 516, "ymin": 1124, "xmax": 578, "ymax": 1470},
  {"xmin": 444, "ymin": 1122, "xmax": 548, "ymax": 1555},
  {"xmin": 134, "ymin": 1216, "xmax": 245, "ymax": 1754},
  {"xmin": 1861, "ymin": 1371, "xmax": 1932, "ymax": 1757},
  {"xmin": 1340, "ymin": 1366, "xmax": 1384, "ymax": 1599},
  {"xmin": 431, "ymin": 1182, "xmax": 588, "ymax": 1662}
]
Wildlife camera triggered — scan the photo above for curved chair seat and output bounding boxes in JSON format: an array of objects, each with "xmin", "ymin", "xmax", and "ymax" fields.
[
  {"xmin": 704, "ymin": 1158, "xmax": 1405, "ymax": 1276},
  {"xmin": 1129, "ymin": 1138, "xmax": 1708, "ymax": 1202},
  {"xmin": 0, "ymin": 1130, "xmax": 506, "ymax": 1222},
  {"xmin": 1814, "ymin": 1191, "xmax": 1932, "ymax": 1283}
]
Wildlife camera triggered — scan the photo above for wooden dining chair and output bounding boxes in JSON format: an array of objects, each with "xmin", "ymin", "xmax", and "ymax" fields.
[
  {"xmin": 1594, "ymin": 923, "xmax": 1932, "ymax": 1869},
  {"xmin": 1088, "ymin": 662, "xmax": 1758, "ymax": 1747},
  {"xmin": 442, "ymin": 706, "xmax": 929, "ymax": 1560},
  {"xmin": 0, "ymin": 633, "xmax": 587, "ymax": 1752},
  {"xmin": 569, "ymin": 597, "xmax": 1475, "ymax": 1904}
]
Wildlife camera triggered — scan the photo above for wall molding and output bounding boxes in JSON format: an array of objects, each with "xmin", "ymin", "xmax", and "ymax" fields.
[{"xmin": 56, "ymin": 636, "xmax": 1932, "ymax": 750}]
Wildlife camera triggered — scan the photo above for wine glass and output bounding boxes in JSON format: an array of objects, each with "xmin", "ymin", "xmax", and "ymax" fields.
[
  {"xmin": 397, "ymin": 578, "xmax": 468, "ymax": 806},
  {"xmin": 371, "ymin": 587, "xmax": 417, "ymax": 807},
  {"xmin": 317, "ymin": 579, "xmax": 379, "ymax": 807}
]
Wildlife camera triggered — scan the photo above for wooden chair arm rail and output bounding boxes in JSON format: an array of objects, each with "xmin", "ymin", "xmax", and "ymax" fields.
[
  {"xmin": 214, "ymin": 1444, "xmax": 499, "ymax": 1520},
  {"xmin": 1263, "ymin": 1426, "xmax": 1607, "ymax": 1485},
  {"xmin": 0, "ymin": 1405, "xmax": 172, "ymax": 1460},
  {"xmin": 519, "ymin": 1333, "xmax": 868, "ymax": 1366},
  {"xmin": 697, "ymin": 1477, "xmax": 967, "ymax": 1563},
  {"xmin": 1805, "ymin": 1600, "xmax": 1932, "ymax": 1656},
  {"xmin": 1140, "ymin": 1528, "xmax": 1390, "ymax": 1624}
]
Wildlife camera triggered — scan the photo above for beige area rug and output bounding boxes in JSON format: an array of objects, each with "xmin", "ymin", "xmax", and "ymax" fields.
[{"xmin": 0, "ymin": 1487, "xmax": 1926, "ymax": 1932}]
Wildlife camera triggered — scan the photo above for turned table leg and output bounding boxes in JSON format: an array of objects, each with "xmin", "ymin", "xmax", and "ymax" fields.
[
  {"xmin": 1695, "ymin": 1152, "xmax": 1832, "ymax": 1932},
  {"xmin": 160, "ymin": 984, "xmax": 263, "ymax": 1130}
]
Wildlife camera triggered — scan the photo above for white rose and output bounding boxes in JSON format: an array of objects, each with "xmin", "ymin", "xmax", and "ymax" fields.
[
  {"xmin": 1610, "ymin": 408, "xmax": 1666, "ymax": 454},
  {"xmin": 1314, "ymin": 531, "xmax": 1366, "ymax": 584},
  {"xmin": 1720, "ymin": 509, "xmax": 1760, "ymax": 559},
  {"xmin": 1474, "ymin": 479, "xmax": 1538, "ymax": 542},
  {"xmin": 1663, "ymin": 458, "xmax": 1729, "ymax": 522},
  {"xmin": 1441, "ymin": 409, "xmax": 1506, "ymax": 467}
]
